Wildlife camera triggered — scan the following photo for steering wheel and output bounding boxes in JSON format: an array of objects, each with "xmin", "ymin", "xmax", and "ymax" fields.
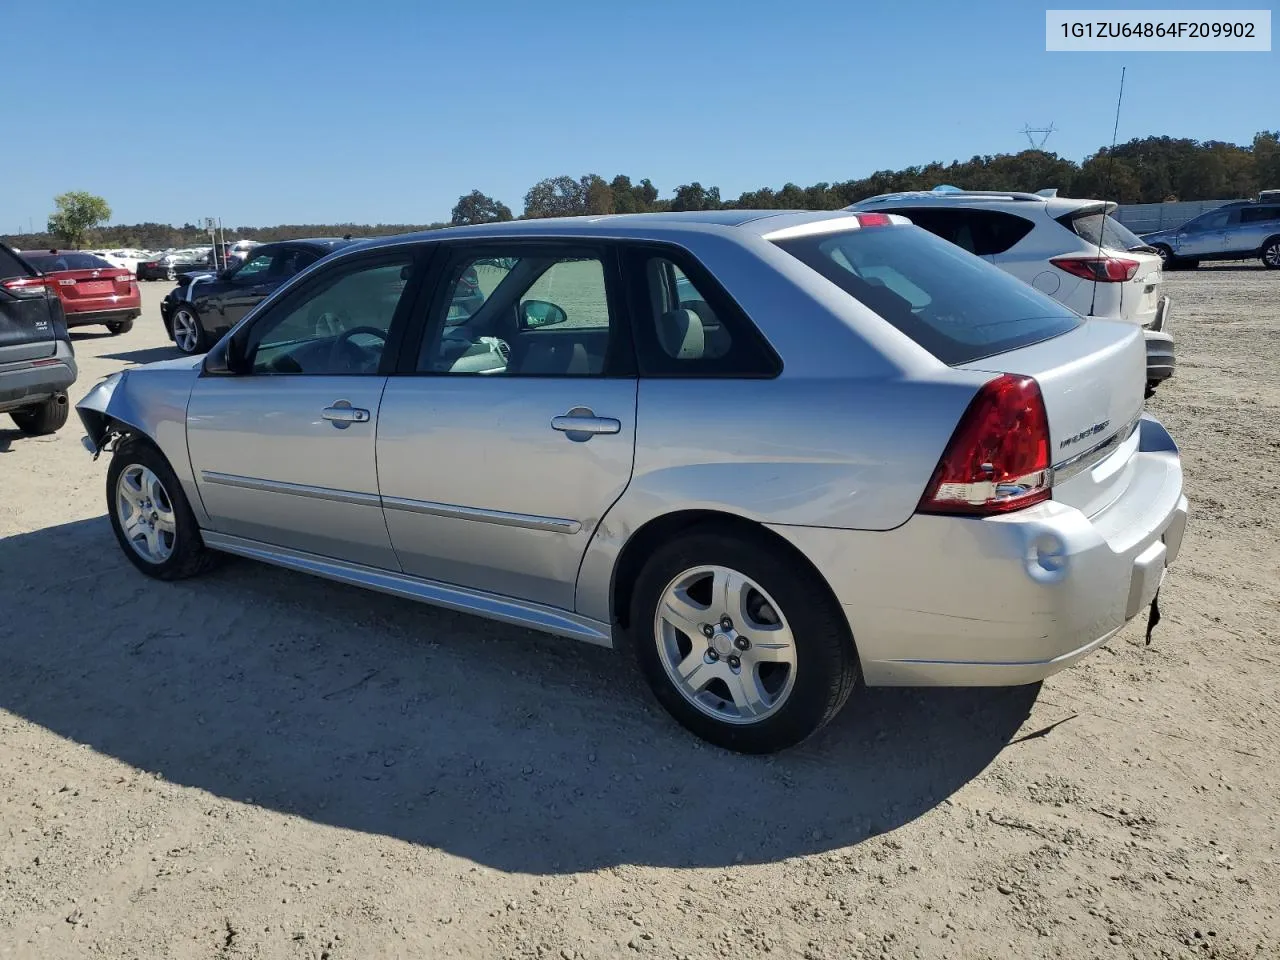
[{"xmin": 327, "ymin": 325, "xmax": 388, "ymax": 372}]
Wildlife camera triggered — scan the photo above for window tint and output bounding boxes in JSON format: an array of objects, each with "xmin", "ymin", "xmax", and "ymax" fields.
[
  {"xmin": 1057, "ymin": 208, "xmax": 1145, "ymax": 251},
  {"xmin": 877, "ymin": 209, "xmax": 1033, "ymax": 257},
  {"xmin": 246, "ymin": 257, "xmax": 412, "ymax": 375},
  {"xmin": 21, "ymin": 252, "xmax": 112, "ymax": 272},
  {"xmin": 419, "ymin": 253, "xmax": 618, "ymax": 377},
  {"xmin": 626, "ymin": 248, "xmax": 780, "ymax": 377},
  {"xmin": 0, "ymin": 245, "xmax": 33, "ymax": 281},
  {"xmin": 772, "ymin": 225, "xmax": 1081, "ymax": 366},
  {"xmin": 1240, "ymin": 206, "xmax": 1280, "ymax": 224},
  {"xmin": 279, "ymin": 248, "xmax": 321, "ymax": 276},
  {"xmin": 233, "ymin": 251, "xmax": 274, "ymax": 280}
]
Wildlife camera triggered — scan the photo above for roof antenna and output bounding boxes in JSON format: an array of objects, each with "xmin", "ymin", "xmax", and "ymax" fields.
[{"xmin": 1090, "ymin": 66, "xmax": 1126, "ymax": 318}]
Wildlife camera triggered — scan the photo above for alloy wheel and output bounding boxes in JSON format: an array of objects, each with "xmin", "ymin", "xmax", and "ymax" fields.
[
  {"xmin": 1265, "ymin": 242, "xmax": 1280, "ymax": 268},
  {"xmin": 653, "ymin": 565, "xmax": 798, "ymax": 724},
  {"xmin": 172, "ymin": 309, "xmax": 200, "ymax": 353},
  {"xmin": 115, "ymin": 464, "xmax": 177, "ymax": 564}
]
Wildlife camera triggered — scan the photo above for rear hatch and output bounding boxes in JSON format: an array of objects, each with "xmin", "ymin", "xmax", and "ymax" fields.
[
  {"xmin": 1055, "ymin": 203, "xmax": 1164, "ymax": 326},
  {"xmin": 0, "ymin": 244, "xmax": 58, "ymax": 361},
  {"xmin": 768, "ymin": 216, "xmax": 1146, "ymax": 518},
  {"xmin": 21, "ymin": 252, "xmax": 134, "ymax": 315},
  {"xmin": 960, "ymin": 320, "xmax": 1146, "ymax": 516}
]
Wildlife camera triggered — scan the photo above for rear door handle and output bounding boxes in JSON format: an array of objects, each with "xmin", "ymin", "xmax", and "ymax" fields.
[
  {"xmin": 322, "ymin": 400, "xmax": 370, "ymax": 429},
  {"xmin": 551, "ymin": 408, "xmax": 621, "ymax": 439}
]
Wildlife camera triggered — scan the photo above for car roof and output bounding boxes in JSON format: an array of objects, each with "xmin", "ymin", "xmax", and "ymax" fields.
[{"xmin": 346, "ymin": 211, "xmax": 863, "ymax": 252}]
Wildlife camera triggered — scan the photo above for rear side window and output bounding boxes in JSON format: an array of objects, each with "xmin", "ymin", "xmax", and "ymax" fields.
[
  {"xmin": 1057, "ymin": 207, "xmax": 1144, "ymax": 251},
  {"xmin": 772, "ymin": 225, "xmax": 1081, "ymax": 365},
  {"xmin": 21, "ymin": 252, "xmax": 113, "ymax": 272},
  {"xmin": 885, "ymin": 208, "xmax": 1034, "ymax": 256},
  {"xmin": 0, "ymin": 245, "xmax": 34, "ymax": 281},
  {"xmin": 1240, "ymin": 206, "xmax": 1280, "ymax": 224},
  {"xmin": 622, "ymin": 246, "xmax": 781, "ymax": 377}
]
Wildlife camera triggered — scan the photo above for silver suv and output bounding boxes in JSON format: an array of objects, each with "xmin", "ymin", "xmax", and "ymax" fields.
[{"xmin": 1142, "ymin": 196, "xmax": 1280, "ymax": 269}]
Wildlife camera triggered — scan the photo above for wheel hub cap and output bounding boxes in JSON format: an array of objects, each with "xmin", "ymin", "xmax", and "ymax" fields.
[
  {"xmin": 115, "ymin": 464, "xmax": 177, "ymax": 564},
  {"xmin": 654, "ymin": 565, "xmax": 798, "ymax": 725}
]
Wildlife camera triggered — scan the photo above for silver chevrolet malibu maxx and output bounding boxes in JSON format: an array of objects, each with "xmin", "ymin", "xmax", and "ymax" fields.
[{"xmin": 77, "ymin": 211, "xmax": 1189, "ymax": 753}]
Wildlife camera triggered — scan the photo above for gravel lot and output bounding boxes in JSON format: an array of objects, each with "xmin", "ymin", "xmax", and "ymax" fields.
[{"xmin": 1, "ymin": 268, "xmax": 1277, "ymax": 960}]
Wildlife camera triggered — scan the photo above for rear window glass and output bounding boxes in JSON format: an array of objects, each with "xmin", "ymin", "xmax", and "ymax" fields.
[
  {"xmin": 1058, "ymin": 208, "xmax": 1144, "ymax": 251},
  {"xmin": 0, "ymin": 245, "xmax": 34, "ymax": 280},
  {"xmin": 22, "ymin": 252, "xmax": 113, "ymax": 272},
  {"xmin": 772, "ymin": 225, "xmax": 1081, "ymax": 365}
]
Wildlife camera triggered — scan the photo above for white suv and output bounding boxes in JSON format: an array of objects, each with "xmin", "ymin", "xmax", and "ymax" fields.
[{"xmin": 848, "ymin": 189, "xmax": 1173, "ymax": 393}]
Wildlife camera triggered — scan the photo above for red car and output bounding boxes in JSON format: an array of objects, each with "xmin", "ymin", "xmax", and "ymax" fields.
[{"xmin": 19, "ymin": 250, "xmax": 141, "ymax": 335}]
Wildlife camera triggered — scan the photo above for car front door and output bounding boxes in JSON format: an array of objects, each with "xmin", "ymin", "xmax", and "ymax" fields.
[
  {"xmin": 1175, "ymin": 210, "xmax": 1229, "ymax": 257},
  {"xmin": 186, "ymin": 249, "xmax": 420, "ymax": 568},
  {"xmin": 376, "ymin": 244, "xmax": 637, "ymax": 610}
]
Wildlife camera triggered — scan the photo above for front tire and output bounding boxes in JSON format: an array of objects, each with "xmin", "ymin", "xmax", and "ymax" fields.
[
  {"xmin": 106, "ymin": 319, "xmax": 133, "ymax": 335},
  {"xmin": 10, "ymin": 392, "xmax": 69, "ymax": 435},
  {"xmin": 629, "ymin": 529, "xmax": 858, "ymax": 753},
  {"xmin": 1261, "ymin": 237, "xmax": 1280, "ymax": 270},
  {"xmin": 106, "ymin": 439, "xmax": 217, "ymax": 580},
  {"xmin": 169, "ymin": 305, "xmax": 207, "ymax": 354}
]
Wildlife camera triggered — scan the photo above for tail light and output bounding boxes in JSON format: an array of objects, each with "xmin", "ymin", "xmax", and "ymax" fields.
[
  {"xmin": 1050, "ymin": 256, "xmax": 1139, "ymax": 282},
  {"xmin": 1, "ymin": 276, "xmax": 49, "ymax": 298},
  {"xmin": 918, "ymin": 374, "xmax": 1052, "ymax": 516},
  {"xmin": 854, "ymin": 213, "xmax": 892, "ymax": 227}
]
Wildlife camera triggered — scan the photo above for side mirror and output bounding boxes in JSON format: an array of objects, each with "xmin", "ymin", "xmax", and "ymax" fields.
[
  {"xmin": 202, "ymin": 334, "xmax": 247, "ymax": 375},
  {"xmin": 521, "ymin": 299, "xmax": 567, "ymax": 329}
]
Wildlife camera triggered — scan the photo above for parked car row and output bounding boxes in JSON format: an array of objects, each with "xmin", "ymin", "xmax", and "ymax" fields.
[{"xmin": 74, "ymin": 210, "xmax": 1188, "ymax": 753}]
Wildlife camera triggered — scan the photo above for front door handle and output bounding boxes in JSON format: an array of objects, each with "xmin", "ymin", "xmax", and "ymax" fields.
[
  {"xmin": 322, "ymin": 400, "xmax": 370, "ymax": 429},
  {"xmin": 551, "ymin": 407, "xmax": 621, "ymax": 440}
]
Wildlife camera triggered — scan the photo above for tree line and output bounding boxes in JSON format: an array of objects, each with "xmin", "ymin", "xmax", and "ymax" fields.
[{"xmin": 7, "ymin": 131, "xmax": 1277, "ymax": 250}]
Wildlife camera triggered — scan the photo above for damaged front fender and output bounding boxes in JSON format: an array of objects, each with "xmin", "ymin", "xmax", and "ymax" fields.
[{"xmin": 77, "ymin": 372, "xmax": 128, "ymax": 457}]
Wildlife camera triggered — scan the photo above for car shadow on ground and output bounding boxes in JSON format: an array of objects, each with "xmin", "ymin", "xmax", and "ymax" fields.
[
  {"xmin": 0, "ymin": 517, "xmax": 1038, "ymax": 874},
  {"xmin": 0, "ymin": 427, "xmax": 22, "ymax": 453},
  {"xmin": 99, "ymin": 345, "xmax": 184, "ymax": 365}
]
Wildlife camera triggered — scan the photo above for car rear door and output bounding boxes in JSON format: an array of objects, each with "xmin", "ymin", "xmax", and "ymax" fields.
[
  {"xmin": 1238, "ymin": 204, "xmax": 1280, "ymax": 255},
  {"xmin": 376, "ymin": 242, "xmax": 637, "ymax": 610},
  {"xmin": 186, "ymin": 248, "xmax": 420, "ymax": 568},
  {"xmin": 0, "ymin": 245, "xmax": 58, "ymax": 363}
]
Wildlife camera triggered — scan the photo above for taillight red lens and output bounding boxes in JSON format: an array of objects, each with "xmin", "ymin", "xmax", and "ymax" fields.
[
  {"xmin": 1050, "ymin": 256, "xmax": 1139, "ymax": 282},
  {"xmin": 1, "ymin": 276, "xmax": 48, "ymax": 298},
  {"xmin": 918, "ymin": 374, "xmax": 1052, "ymax": 516},
  {"xmin": 855, "ymin": 213, "xmax": 892, "ymax": 227}
]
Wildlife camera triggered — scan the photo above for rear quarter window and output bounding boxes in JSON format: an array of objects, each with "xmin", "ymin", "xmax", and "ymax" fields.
[
  {"xmin": 1057, "ymin": 208, "xmax": 1144, "ymax": 251},
  {"xmin": 772, "ymin": 224, "xmax": 1081, "ymax": 365},
  {"xmin": 0, "ymin": 245, "xmax": 34, "ymax": 281}
]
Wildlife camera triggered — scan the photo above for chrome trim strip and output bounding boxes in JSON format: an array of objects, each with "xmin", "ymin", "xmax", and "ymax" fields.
[
  {"xmin": 1052, "ymin": 412, "xmax": 1143, "ymax": 484},
  {"xmin": 200, "ymin": 471, "xmax": 382, "ymax": 507},
  {"xmin": 200, "ymin": 531, "xmax": 613, "ymax": 647},
  {"xmin": 381, "ymin": 496, "xmax": 581, "ymax": 534}
]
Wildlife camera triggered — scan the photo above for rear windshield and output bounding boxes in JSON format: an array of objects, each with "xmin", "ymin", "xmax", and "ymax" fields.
[
  {"xmin": 0, "ymin": 245, "xmax": 35, "ymax": 280},
  {"xmin": 1058, "ymin": 207, "xmax": 1145, "ymax": 251},
  {"xmin": 772, "ymin": 224, "xmax": 1081, "ymax": 365},
  {"xmin": 23, "ymin": 252, "xmax": 113, "ymax": 272}
]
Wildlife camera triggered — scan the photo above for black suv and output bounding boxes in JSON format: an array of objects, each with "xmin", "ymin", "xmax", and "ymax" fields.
[{"xmin": 0, "ymin": 242, "xmax": 77, "ymax": 435}]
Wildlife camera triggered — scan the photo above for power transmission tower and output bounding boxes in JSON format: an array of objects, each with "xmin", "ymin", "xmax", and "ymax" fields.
[{"xmin": 1021, "ymin": 123, "xmax": 1056, "ymax": 150}]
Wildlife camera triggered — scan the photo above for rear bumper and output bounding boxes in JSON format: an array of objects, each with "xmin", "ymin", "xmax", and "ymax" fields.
[
  {"xmin": 0, "ymin": 341, "xmax": 77, "ymax": 412},
  {"xmin": 767, "ymin": 415, "xmax": 1188, "ymax": 686},
  {"xmin": 65, "ymin": 307, "xmax": 142, "ymax": 327},
  {"xmin": 1143, "ymin": 297, "xmax": 1174, "ymax": 383}
]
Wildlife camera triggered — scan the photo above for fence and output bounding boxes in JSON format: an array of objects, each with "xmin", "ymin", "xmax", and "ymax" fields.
[{"xmin": 1114, "ymin": 199, "xmax": 1240, "ymax": 234}]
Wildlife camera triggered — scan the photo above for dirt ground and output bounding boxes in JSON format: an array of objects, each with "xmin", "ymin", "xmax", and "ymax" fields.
[{"xmin": 1, "ymin": 267, "xmax": 1277, "ymax": 960}]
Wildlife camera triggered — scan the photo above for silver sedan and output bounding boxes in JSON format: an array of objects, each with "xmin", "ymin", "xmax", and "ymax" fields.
[{"xmin": 77, "ymin": 211, "xmax": 1189, "ymax": 753}]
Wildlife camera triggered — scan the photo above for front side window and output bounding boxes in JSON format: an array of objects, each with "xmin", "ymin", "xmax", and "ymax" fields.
[
  {"xmin": 773, "ymin": 224, "xmax": 1081, "ymax": 365},
  {"xmin": 419, "ymin": 252, "xmax": 617, "ymax": 377},
  {"xmin": 232, "ymin": 251, "xmax": 274, "ymax": 281},
  {"xmin": 246, "ymin": 257, "xmax": 413, "ymax": 375}
]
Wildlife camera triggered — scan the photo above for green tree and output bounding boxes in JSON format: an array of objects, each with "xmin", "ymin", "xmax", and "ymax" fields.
[
  {"xmin": 670, "ymin": 182, "xmax": 721, "ymax": 212},
  {"xmin": 451, "ymin": 190, "xmax": 514, "ymax": 226},
  {"xmin": 582, "ymin": 175, "xmax": 615, "ymax": 215},
  {"xmin": 523, "ymin": 175, "xmax": 588, "ymax": 218},
  {"xmin": 47, "ymin": 191, "xmax": 111, "ymax": 248}
]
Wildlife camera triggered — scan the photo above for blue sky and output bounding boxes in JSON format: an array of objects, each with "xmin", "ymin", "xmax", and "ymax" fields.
[{"xmin": 3, "ymin": 0, "xmax": 1274, "ymax": 230}]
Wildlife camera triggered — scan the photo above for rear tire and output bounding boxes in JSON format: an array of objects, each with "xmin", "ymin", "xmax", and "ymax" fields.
[
  {"xmin": 10, "ymin": 392, "xmax": 69, "ymax": 435},
  {"xmin": 1261, "ymin": 237, "xmax": 1280, "ymax": 270},
  {"xmin": 169, "ymin": 305, "xmax": 207, "ymax": 354},
  {"xmin": 106, "ymin": 319, "xmax": 133, "ymax": 335},
  {"xmin": 629, "ymin": 528, "xmax": 859, "ymax": 753},
  {"xmin": 106, "ymin": 438, "xmax": 218, "ymax": 581}
]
